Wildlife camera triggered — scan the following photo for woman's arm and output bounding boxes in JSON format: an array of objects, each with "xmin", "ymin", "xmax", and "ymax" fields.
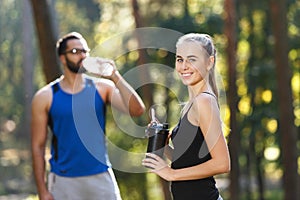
[
  {"xmin": 164, "ymin": 144, "xmax": 173, "ymax": 160},
  {"xmin": 142, "ymin": 94, "xmax": 230, "ymax": 181}
]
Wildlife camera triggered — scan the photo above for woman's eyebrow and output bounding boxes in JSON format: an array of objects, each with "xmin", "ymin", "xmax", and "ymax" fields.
[
  {"xmin": 176, "ymin": 55, "xmax": 198, "ymax": 58},
  {"xmin": 187, "ymin": 55, "xmax": 198, "ymax": 58}
]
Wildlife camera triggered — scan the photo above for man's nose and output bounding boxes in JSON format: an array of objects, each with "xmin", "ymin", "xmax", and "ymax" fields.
[{"xmin": 80, "ymin": 51, "xmax": 87, "ymax": 58}]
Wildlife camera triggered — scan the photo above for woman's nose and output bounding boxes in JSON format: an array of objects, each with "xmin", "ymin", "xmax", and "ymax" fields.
[{"xmin": 182, "ymin": 60, "xmax": 189, "ymax": 70}]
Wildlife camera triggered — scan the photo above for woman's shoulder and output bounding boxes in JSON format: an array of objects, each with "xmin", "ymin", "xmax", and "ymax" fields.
[{"xmin": 194, "ymin": 92, "xmax": 218, "ymax": 108}]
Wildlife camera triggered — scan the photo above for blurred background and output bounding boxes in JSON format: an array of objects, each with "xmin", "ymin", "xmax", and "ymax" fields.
[{"xmin": 0, "ymin": 0, "xmax": 299, "ymax": 199}]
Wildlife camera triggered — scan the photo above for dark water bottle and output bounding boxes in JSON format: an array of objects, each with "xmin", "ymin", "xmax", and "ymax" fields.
[{"xmin": 145, "ymin": 122, "xmax": 169, "ymax": 158}]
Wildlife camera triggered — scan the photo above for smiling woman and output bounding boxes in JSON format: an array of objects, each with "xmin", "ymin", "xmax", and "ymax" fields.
[{"xmin": 142, "ymin": 33, "xmax": 230, "ymax": 200}]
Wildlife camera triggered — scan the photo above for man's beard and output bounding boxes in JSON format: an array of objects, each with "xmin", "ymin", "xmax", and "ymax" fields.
[{"xmin": 65, "ymin": 57, "xmax": 86, "ymax": 74}]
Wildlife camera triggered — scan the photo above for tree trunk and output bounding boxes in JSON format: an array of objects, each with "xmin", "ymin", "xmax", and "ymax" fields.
[
  {"xmin": 224, "ymin": 0, "xmax": 240, "ymax": 199},
  {"xmin": 269, "ymin": 0, "xmax": 299, "ymax": 199},
  {"xmin": 131, "ymin": 0, "xmax": 153, "ymax": 110},
  {"xmin": 21, "ymin": 0, "xmax": 35, "ymax": 140},
  {"xmin": 256, "ymin": 151, "xmax": 264, "ymax": 200},
  {"xmin": 30, "ymin": 0, "xmax": 61, "ymax": 83},
  {"xmin": 131, "ymin": 0, "xmax": 167, "ymax": 199}
]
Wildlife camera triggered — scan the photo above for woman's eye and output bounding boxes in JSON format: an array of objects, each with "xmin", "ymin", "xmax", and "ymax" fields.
[
  {"xmin": 176, "ymin": 58, "xmax": 183, "ymax": 62},
  {"xmin": 188, "ymin": 58, "xmax": 196, "ymax": 63}
]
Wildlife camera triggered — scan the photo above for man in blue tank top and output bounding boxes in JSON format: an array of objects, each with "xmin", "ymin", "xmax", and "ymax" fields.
[{"xmin": 31, "ymin": 32, "xmax": 145, "ymax": 200}]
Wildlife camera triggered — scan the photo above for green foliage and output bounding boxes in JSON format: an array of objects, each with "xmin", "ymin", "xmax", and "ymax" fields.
[
  {"xmin": 55, "ymin": 0, "xmax": 100, "ymax": 43},
  {"xmin": 0, "ymin": 0, "xmax": 23, "ymax": 124},
  {"xmin": 0, "ymin": 0, "xmax": 299, "ymax": 199}
]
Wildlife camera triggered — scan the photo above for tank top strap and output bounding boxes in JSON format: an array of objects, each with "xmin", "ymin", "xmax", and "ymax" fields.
[
  {"xmin": 201, "ymin": 91, "xmax": 217, "ymax": 99},
  {"xmin": 51, "ymin": 82, "xmax": 60, "ymax": 94},
  {"xmin": 49, "ymin": 78, "xmax": 62, "ymax": 94},
  {"xmin": 180, "ymin": 101, "xmax": 193, "ymax": 118},
  {"xmin": 85, "ymin": 78, "xmax": 94, "ymax": 87},
  {"xmin": 201, "ymin": 91, "xmax": 219, "ymax": 108},
  {"xmin": 186, "ymin": 102, "xmax": 194, "ymax": 113}
]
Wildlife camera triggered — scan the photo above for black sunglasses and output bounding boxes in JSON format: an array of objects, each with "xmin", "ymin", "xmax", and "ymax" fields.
[{"xmin": 64, "ymin": 48, "xmax": 90, "ymax": 55}]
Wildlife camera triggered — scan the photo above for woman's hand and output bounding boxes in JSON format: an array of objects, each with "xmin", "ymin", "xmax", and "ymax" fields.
[{"xmin": 142, "ymin": 153, "xmax": 174, "ymax": 181}]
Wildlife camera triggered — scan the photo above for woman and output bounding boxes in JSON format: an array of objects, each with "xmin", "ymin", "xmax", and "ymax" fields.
[{"xmin": 142, "ymin": 33, "xmax": 230, "ymax": 200}]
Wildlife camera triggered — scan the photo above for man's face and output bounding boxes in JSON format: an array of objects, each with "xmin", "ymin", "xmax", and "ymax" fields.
[{"xmin": 63, "ymin": 39, "xmax": 89, "ymax": 74}]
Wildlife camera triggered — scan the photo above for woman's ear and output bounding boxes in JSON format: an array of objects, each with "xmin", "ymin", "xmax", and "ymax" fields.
[{"xmin": 207, "ymin": 56, "xmax": 214, "ymax": 71}]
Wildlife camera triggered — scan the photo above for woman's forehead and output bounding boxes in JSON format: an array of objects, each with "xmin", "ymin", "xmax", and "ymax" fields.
[{"xmin": 176, "ymin": 41, "xmax": 208, "ymax": 57}]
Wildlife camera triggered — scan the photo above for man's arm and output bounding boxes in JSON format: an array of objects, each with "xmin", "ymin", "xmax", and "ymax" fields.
[
  {"xmin": 98, "ymin": 69, "xmax": 145, "ymax": 116},
  {"xmin": 91, "ymin": 59, "xmax": 145, "ymax": 116},
  {"xmin": 110, "ymin": 71, "xmax": 145, "ymax": 116},
  {"xmin": 31, "ymin": 87, "xmax": 54, "ymax": 200}
]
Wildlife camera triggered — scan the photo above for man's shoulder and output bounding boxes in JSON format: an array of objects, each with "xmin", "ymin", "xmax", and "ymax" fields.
[
  {"xmin": 36, "ymin": 77, "xmax": 62, "ymax": 94},
  {"xmin": 32, "ymin": 78, "xmax": 61, "ymax": 103},
  {"xmin": 35, "ymin": 84, "xmax": 51, "ymax": 96}
]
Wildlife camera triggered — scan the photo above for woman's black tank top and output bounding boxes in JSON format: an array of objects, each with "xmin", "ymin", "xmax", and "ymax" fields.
[{"xmin": 170, "ymin": 103, "xmax": 219, "ymax": 200}]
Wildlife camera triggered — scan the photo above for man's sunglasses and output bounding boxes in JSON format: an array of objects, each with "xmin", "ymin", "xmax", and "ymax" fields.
[{"xmin": 64, "ymin": 48, "xmax": 90, "ymax": 55}]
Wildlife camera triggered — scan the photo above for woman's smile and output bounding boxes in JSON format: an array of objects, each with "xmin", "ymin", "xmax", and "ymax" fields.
[{"xmin": 181, "ymin": 72, "xmax": 193, "ymax": 77}]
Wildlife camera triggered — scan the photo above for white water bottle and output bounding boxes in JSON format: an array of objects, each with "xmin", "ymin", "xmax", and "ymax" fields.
[{"xmin": 82, "ymin": 57, "xmax": 114, "ymax": 76}]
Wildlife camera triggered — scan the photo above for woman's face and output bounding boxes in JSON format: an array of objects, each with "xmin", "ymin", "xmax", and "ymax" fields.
[{"xmin": 175, "ymin": 41, "xmax": 210, "ymax": 86}]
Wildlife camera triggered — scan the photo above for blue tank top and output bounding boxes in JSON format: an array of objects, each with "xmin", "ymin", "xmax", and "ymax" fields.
[{"xmin": 48, "ymin": 78, "xmax": 110, "ymax": 177}]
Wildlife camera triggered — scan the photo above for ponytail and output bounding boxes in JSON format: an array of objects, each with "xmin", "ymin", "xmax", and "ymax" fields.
[{"xmin": 209, "ymin": 53, "xmax": 219, "ymax": 101}]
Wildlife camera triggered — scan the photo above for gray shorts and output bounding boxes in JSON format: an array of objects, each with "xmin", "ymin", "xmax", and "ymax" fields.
[{"xmin": 48, "ymin": 168, "xmax": 122, "ymax": 200}]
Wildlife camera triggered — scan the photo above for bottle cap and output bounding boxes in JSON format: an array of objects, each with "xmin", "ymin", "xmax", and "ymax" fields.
[{"xmin": 163, "ymin": 123, "xmax": 169, "ymax": 129}]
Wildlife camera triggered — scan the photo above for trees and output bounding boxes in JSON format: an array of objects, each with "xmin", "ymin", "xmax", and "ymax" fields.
[
  {"xmin": 0, "ymin": 0, "xmax": 299, "ymax": 199},
  {"xmin": 224, "ymin": 0, "xmax": 240, "ymax": 199},
  {"xmin": 30, "ymin": 0, "xmax": 60, "ymax": 83},
  {"xmin": 270, "ymin": 0, "xmax": 299, "ymax": 199}
]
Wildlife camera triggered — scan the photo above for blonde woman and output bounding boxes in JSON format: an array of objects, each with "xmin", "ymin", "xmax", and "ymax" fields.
[{"xmin": 142, "ymin": 33, "xmax": 230, "ymax": 200}]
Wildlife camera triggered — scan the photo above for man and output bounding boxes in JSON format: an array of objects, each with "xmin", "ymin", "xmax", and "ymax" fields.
[{"xmin": 31, "ymin": 32, "xmax": 145, "ymax": 200}]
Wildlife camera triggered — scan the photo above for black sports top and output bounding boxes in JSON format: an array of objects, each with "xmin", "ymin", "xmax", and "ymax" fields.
[{"xmin": 170, "ymin": 103, "xmax": 220, "ymax": 200}]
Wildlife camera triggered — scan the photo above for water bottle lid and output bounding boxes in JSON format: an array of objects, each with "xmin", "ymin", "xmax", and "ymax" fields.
[{"xmin": 163, "ymin": 123, "xmax": 169, "ymax": 129}]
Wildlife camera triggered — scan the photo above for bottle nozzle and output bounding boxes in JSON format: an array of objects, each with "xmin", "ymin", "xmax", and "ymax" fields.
[
  {"xmin": 163, "ymin": 123, "xmax": 169, "ymax": 129},
  {"xmin": 150, "ymin": 108, "xmax": 156, "ymax": 123}
]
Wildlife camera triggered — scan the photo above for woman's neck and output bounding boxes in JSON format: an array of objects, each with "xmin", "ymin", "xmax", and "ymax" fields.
[{"xmin": 188, "ymin": 79, "xmax": 212, "ymax": 99}]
